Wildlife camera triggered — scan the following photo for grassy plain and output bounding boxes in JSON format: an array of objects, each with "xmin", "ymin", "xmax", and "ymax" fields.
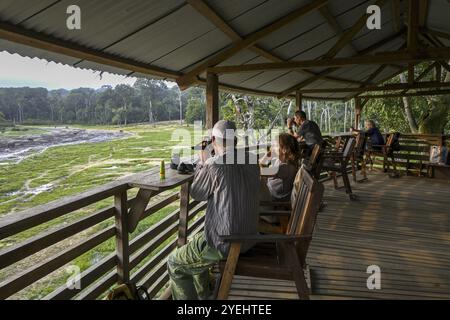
[{"xmin": 0, "ymin": 123, "xmax": 197, "ymax": 299}]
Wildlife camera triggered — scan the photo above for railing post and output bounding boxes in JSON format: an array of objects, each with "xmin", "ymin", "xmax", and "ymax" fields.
[
  {"xmin": 178, "ymin": 182, "xmax": 190, "ymax": 247},
  {"xmin": 115, "ymin": 190, "xmax": 129, "ymax": 284}
]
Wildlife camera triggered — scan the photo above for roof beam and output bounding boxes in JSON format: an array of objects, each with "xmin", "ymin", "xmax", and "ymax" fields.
[
  {"xmin": 424, "ymin": 28, "xmax": 450, "ymax": 42},
  {"xmin": 323, "ymin": 0, "xmax": 386, "ymax": 59},
  {"xmin": 293, "ymin": 81, "xmax": 450, "ymax": 94},
  {"xmin": 418, "ymin": 0, "xmax": 429, "ymax": 28},
  {"xmin": 360, "ymin": 89, "xmax": 450, "ymax": 99},
  {"xmin": 407, "ymin": 0, "xmax": 420, "ymax": 53},
  {"xmin": 390, "ymin": 0, "xmax": 402, "ymax": 32},
  {"xmin": 208, "ymin": 47, "xmax": 450, "ymax": 74},
  {"xmin": 0, "ymin": 20, "xmax": 181, "ymax": 79},
  {"xmin": 318, "ymin": 5, "xmax": 359, "ymax": 55},
  {"xmin": 176, "ymin": 0, "xmax": 328, "ymax": 89},
  {"xmin": 365, "ymin": 65, "xmax": 388, "ymax": 84},
  {"xmin": 279, "ymin": 1, "xmax": 399, "ymax": 97},
  {"xmin": 401, "ymin": 62, "xmax": 438, "ymax": 95},
  {"xmin": 186, "ymin": 0, "xmax": 359, "ymax": 89}
]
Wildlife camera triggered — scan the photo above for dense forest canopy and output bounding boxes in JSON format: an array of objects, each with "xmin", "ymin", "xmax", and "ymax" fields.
[{"xmin": 0, "ymin": 62, "xmax": 449, "ymax": 134}]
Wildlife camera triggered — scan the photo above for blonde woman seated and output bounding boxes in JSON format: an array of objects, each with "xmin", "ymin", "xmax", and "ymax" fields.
[{"xmin": 260, "ymin": 133, "xmax": 299, "ymax": 203}]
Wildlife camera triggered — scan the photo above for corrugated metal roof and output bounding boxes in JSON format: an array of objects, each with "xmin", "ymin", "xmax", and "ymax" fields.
[{"xmin": 0, "ymin": 0, "xmax": 449, "ymax": 100}]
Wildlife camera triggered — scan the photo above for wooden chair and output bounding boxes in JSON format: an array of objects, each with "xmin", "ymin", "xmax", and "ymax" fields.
[
  {"xmin": 366, "ymin": 132, "xmax": 399, "ymax": 177},
  {"xmin": 322, "ymin": 137, "xmax": 356, "ymax": 200},
  {"xmin": 351, "ymin": 133, "xmax": 368, "ymax": 183},
  {"xmin": 258, "ymin": 144, "xmax": 324, "ymax": 233},
  {"xmin": 216, "ymin": 167, "xmax": 324, "ymax": 300}
]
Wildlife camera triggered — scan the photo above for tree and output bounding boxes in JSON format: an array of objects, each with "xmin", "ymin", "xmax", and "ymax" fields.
[
  {"xmin": 114, "ymin": 84, "xmax": 134, "ymax": 125},
  {"xmin": 185, "ymin": 97, "xmax": 205, "ymax": 124},
  {"xmin": 367, "ymin": 62, "xmax": 450, "ymax": 134}
]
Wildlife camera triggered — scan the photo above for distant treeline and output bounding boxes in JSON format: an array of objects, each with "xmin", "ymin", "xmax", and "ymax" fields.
[{"xmin": 0, "ymin": 79, "xmax": 206, "ymax": 126}]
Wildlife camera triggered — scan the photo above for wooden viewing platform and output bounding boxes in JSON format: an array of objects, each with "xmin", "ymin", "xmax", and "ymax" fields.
[
  {"xmin": 1, "ymin": 138, "xmax": 449, "ymax": 300},
  {"xmin": 227, "ymin": 172, "xmax": 450, "ymax": 300}
]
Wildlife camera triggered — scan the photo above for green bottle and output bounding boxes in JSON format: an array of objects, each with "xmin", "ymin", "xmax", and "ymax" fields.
[{"xmin": 160, "ymin": 160, "xmax": 166, "ymax": 180}]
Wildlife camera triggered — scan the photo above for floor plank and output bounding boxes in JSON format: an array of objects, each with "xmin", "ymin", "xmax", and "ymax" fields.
[{"xmin": 228, "ymin": 172, "xmax": 450, "ymax": 300}]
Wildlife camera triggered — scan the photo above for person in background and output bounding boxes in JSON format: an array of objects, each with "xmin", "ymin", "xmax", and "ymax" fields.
[
  {"xmin": 260, "ymin": 133, "xmax": 299, "ymax": 202},
  {"xmin": 167, "ymin": 120, "xmax": 260, "ymax": 300},
  {"xmin": 352, "ymin": 120, "xmax": 384, "ymax": 151},
  {"xmin": 287, "ymin": 111, "xmax": 323, "ymax": 156}
]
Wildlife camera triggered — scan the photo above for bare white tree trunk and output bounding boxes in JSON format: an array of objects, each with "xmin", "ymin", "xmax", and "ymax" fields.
[
  {"xmin": 344, "ymin": 102, "xmax": 348, "ymax": 132},
  {"xmin": 399, "ymin": 73, "xmax": 418, "ymax": 133}
]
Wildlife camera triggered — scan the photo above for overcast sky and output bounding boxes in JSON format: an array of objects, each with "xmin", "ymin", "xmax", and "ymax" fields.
[{"xmin": 0, "ymin": 51, "xmax": 141, "ymax": 90}]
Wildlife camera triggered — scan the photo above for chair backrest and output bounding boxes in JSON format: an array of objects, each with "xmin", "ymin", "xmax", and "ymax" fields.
[
  {"xmin": 287, "ymin": 167, "xmax": 324, "ymax": 238},
  {"xmin": 308, "ymin": 144, "xmax": 324, "ymax": 179},
  {"xmin": 354, "ymin": 133, "xmax": 366, "ymax": 157},
  {"xmin": 342, "ymin": 137, "xmax": 356, "ymax": 161}
]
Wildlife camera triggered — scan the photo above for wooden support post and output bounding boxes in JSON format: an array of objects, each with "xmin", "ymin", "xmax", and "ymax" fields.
[
  {"xmin": 354, "ymin": 98, "xmax": 363, "ymax": 130},
  {"xmin": 436, "ymin": 63, "xmax": 442, "ymax": 82},
  {"xmin": 407, "ymin": 0, "xmax": 420, "ymax": 52},
  {"xmin": 115, "ymin": 191, "xmax": 129, "ymax": 284},
  {"xmin": 178, "ymin": 182, "xmax": 190, "ymax": 247},
  {"xmin": 408, "ymin": 64, "xmax": 415, "ymax": 84},
  {"xmin": 296, "ymin": 91, "xmax": 303, "ymax": 112},
  {"xmin": 206, "ymin": 72, "xmax": 219, "ymax": 129}
]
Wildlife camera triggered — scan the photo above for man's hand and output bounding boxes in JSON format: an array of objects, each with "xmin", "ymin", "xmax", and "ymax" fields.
[
  {"xmin": 199, "ymin": 149, "xmax": 209, "ymax": 164},
  {"xmin": 287, "ymin": 117, "xmax": 293, "ymax": 129}
]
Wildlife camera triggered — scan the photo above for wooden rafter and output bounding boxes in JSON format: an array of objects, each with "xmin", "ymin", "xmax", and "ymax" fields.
[
  {"xmin": 278, "ymin": 30, "xmax": 407, "ymax": 97},
  {"xmin": 407, "ymin": 0, "xmax": 420, "ymax": 84},
  {"xmin": 363, "ymin": 65, "xmax": 388, "ymax": 85},
  {"xmin": 176, "ymin": 0, "xmax": 328, "ymax": 89},
  {"xmin": 391, "ymin": 0, "xmax": 402, "ymax": 33},
  {"xmin": 359, "ymin": 89, "xmax": 450, "ymax": 99},
  {"xmin": 293, "ymin": 81, "xmax": 450, "ymax": 94},
  {"xmin": 186, "ymin": 0, "xmax": 358, "ymax": 89},
  {"xmin": 0, "ymin": 20, "xmax": 181, "ymax": 79},
  {"xmin": 346, "ymin": 61, "xmax": 410, "ymax": 101},
  {"xmin": 318, "ymin": 5, "xmax": 358, "ymax": 54},
  {"xmin": 323, "ymin": 0, "xmax": 386, "ymax": 59},
  {"xmin": 407, "ymin": 0, "xmax": 420, "ymax": 53},
  {"xmin": 425, "ymin": 28, "xmax": 450, "ymax": 42},
  {"xmin": 419, "ymin": 0, "xmax": 429, "ymax": 28},
  {"xmin": 208, "ymin": 47, "xmax": 450, "ymax": 74},
  {"xmin": 279, "ymin": 0, "xmax": 396, "ymax": 97}
]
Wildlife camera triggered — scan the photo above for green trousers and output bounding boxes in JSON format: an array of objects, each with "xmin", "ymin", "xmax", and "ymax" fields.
[{"xmin": 167, "ymin": 232, "xmax": 225, "ymax": 300}]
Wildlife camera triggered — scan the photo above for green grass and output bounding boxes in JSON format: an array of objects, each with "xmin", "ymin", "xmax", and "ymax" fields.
[
  {"xmin": 0, "ymin": 123, "xmax": 195, "ymax": 215},
  {"xmin": 0, "ymin": 126, "xmax": 51, "ymax": 137},
  {"xmin": 0, "ymin": 123, "xmax": 201, "ymax": 299}
]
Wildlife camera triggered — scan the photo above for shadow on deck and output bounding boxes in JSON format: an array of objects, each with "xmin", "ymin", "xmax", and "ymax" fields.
[{"xmin": 228, "ymin": 172, "xmax": 450, "ymax": 300}]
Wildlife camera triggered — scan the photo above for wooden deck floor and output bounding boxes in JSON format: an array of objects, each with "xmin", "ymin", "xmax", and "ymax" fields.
[{"xmin": 228, "ymin": 172, "xmax": 450, "ymax": 300}]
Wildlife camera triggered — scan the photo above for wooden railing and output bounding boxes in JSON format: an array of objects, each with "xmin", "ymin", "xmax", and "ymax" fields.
[{"xmin": 0, "ymin": 168, "xmax": 206, "ymax": 300}]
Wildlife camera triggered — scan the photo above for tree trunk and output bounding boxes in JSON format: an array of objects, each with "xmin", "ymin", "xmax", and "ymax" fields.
[
  {"xmin": 418, "ymin": 62, "xmax": 450, "ymax": 134},
  {"xmin": 399, "ymin": 73, "xmax": 419, "ymax": 133},
  {"xmin": 149, "ymin": 100, "xmax": 153, "ymax": 124}
]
